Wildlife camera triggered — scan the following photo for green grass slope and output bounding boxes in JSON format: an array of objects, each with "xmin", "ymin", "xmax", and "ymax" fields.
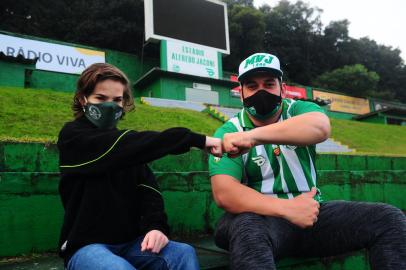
[
  {"xmin": 0, "ymin": 87, "xmax": 222, "ymax": 143},
  {"xmin": 330, "ymin": 118, "xmax": 406, "ymax": 156},
  {"xmin": 1, "ymin": 87, "xmax": 405, "ymax": 156}
]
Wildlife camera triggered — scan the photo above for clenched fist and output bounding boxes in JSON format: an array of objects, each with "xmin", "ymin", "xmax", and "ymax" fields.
[
  {"xmin": 206, "ymin": 136, "xmax": 223, "ymax": 157},
  {"xmin": 223, "ymin": 132, "xmax": 256, "ymax": 158}
]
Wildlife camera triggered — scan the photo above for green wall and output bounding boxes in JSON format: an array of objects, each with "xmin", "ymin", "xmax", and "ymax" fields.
[
  {"xmin": 137, "ymin": 79, "xmax": 162, "ymax": 98},
  {"xmin": 318, "ymin": 106, "xmax": 356, "ymax": 120},
  {"xmin": 0, "ymin": 142, "xmax": 405, "ymax": 258},
  {"xmin": 0, "ymin": 61, "xmax": 30, "ymax": 88},
  {"xmin": 138, "ymin": 77, "xmax": 242, "ymax": 108},
  {"xmin": 158, "ymin": 77, "xmax": 186, "ymax": 100},
  {"xmin": 325, "ymin": 110, "xmax": 357, "ymax": 120},
  {"xmin": 218, "ymin": 85, "xmax": 242, "ymax": 107},
  {"xmin": 105, "ymin": 50, "xmax": 158, "ymax": 86},
  {"xmin": 29, "ymin": 70, "xmax": 78, "ymax": 92},
  {"xmin": 305, "ymin": 86, "xmax": 313, "ymax": 99},
  {"xmin": 358, "ymin": 114, "xmax": 386, "ymax": 124}
]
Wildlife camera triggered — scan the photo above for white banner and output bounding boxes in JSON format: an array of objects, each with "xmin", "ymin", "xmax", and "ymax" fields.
[
  {"xmin": 164, "ymin": 40, "xmax": 219, "ymax": 79},
  {"xmin": 0, "ymin": 34, "xmax": 105, "ymax": 74}
]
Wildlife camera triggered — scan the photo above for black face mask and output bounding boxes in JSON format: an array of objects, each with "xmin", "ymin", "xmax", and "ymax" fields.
[{"xmin": 243, "ymin": 89, "xmax": 282, "ymax": 120}]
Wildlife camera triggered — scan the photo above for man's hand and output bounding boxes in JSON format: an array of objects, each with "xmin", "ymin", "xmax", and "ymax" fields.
[
  {"xmin": 282, "ymin": 187, "xmax": 320, "ymax": 228},
  {"xmin": 141, "ymin": 230, "xmax": 169, "ymax": 253},
  {"xmin": 205, "ymin": 136, "xmax": 223, "ymax": 157},
  {"xmin": 223, "ymin": 132, "xmax": 256, "ymax": 158}
]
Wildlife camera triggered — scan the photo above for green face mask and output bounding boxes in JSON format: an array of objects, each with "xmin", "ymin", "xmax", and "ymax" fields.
[{"xmin": 84, "ymin": 101, "xmax": 123, "ymax": 129}]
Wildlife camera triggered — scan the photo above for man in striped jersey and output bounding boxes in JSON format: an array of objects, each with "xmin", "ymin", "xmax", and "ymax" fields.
[{"xmin": 209, "ymin": 53, "xmax": 406, "ymax": 269}]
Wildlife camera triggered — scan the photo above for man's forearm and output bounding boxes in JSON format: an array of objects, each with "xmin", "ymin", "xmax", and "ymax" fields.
[{"xmin": 249, "ymin": 112, "xmax": 330, "ymax": 146}]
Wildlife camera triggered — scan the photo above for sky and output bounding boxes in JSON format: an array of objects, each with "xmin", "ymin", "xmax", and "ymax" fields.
[{"xmin": 253, "ymin": 0, "xmax": 406, "ymax": 62}]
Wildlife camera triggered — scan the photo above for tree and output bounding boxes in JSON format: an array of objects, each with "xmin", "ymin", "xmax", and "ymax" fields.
[
  {"xmin": 223, "ymin": 0, "xmax": 254, "ymax": 7},
  {"xmin": 222, "ymin": 4, "xmax": 265, "ymax": 71},
  {"xmin": 62, "ymin": 0, "xmax": 145, "ymax": 54},
  {"xmin": 261, "ymin": 0, "xmax": 323, "ymax": 84},
  {"xmin": 393, "ymin": 67, "xmax": 406, "ymax": 102},
  {"xmin": 333, "ymin": 37, "xmax": 405, "ymax": 101},
  {"xmin": 313, "ymin": 64, "xmax": 380, "ymax": 97},
  {"xmin": 1, "ymin": 0, "xmax": 405, "ymax": 102},
  {"xmin": 0, "ymin": 0, "xmax": 146, "ymax": 54},
  {"xmin": 318, "ymin": 20, "xmax": 351, "ymax": 69},
  {"xmin": 0, "ymin": 0, "xmax": 69, "ymax": 39}
]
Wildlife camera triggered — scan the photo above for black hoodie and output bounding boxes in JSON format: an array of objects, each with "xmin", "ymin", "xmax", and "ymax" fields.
[{"xmin": 57, "ymin": 116, "xmax": 206, "ymax": 265}]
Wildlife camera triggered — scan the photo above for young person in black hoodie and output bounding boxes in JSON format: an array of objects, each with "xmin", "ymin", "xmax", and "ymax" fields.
[{"xmin": 57, "ymin": 63, "xmax": 223, "ymax": 270}]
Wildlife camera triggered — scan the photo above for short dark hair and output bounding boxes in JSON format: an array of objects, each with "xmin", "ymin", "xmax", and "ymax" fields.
[{"xmin": 72, "ymin": 63, "xmax": 135, "ymax": 118}]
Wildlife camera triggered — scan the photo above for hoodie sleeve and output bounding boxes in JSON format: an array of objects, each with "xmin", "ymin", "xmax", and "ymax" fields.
[{"xmin": 57, "ymin": 121, "xmax": 206, "ymax": 174}]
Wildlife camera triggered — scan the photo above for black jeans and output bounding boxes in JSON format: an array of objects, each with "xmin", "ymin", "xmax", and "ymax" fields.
[{"xmin": 215, "ymin": 201, "xmax": 406, "ymax": 270}]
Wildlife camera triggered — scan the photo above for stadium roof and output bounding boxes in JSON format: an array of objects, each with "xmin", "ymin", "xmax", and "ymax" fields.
[
  {"xmin": 0, "ymin": 52, "xmax": 37, "ymax": 65},
  {"xmin": 133, "ymin": 67, "xmax": 239, "ymax": 89},
  {"xmin": 353, "ymin": 108, "xmax": 406, "ymax": 120}
]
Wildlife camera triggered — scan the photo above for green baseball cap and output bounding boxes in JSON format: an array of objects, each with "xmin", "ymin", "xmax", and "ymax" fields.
[{"xmin": 238, "ymin": 53, "xmax": 283, "ymax": 82}]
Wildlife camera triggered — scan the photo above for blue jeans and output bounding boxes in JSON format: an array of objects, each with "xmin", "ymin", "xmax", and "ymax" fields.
[{"xmin": 67, "ymin": 237, "xmax": 199, "ymax": 270}]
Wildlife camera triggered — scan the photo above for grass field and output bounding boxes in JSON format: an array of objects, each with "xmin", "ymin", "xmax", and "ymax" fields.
[{"xmin": 1, "ymin": 87, "xmax": 405, "ymax": 156}]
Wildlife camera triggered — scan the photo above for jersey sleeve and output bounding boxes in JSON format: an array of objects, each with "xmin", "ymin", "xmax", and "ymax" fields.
[
  {"xmin": 288, "ymin": 100, "xmax": 326, "ymax": 116},
  {"xmin": 208, "ymin": 121, "xmax": 244, "ymax": 181}
]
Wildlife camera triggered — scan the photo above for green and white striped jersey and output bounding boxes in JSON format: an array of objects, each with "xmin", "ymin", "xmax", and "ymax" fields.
[{"xmin": 209, "ymin": 99, "xmax": 325, "ymax": 201}]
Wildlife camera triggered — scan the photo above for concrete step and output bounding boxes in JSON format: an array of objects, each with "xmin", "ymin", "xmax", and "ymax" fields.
[
  {"xmin": 316, "ymin": 138, "xmax": 355, "ymax": 153},
  {"xmin": 141, "ymin": 97, "xmax": 206, "ymax": 112},
  {"xmin": 0, "ymin": 238, "xmax": 229, "ymax": 270},
  {"xmin": 209, "ymin": 105, "xmax": 240, "ymax": 120},
  {"xmin": 0, "ymin": 244, "xmax": 371, "ymax": 270}
]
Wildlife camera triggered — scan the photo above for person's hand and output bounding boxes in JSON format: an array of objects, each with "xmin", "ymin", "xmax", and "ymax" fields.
[
  {"xmin": 205, "ymin": 136, "xmax": 223, "ymax": 157},
  {"xmin": 223, "ymin": 132, "xmax": 256, "ymax": 158},
  {"xmin": 141, "ymin": 230, "xmax": 169, "ymax": 253},
  {"xmin": 281, "ymin": 187, "xmax": 320, "ymax": 228}
]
